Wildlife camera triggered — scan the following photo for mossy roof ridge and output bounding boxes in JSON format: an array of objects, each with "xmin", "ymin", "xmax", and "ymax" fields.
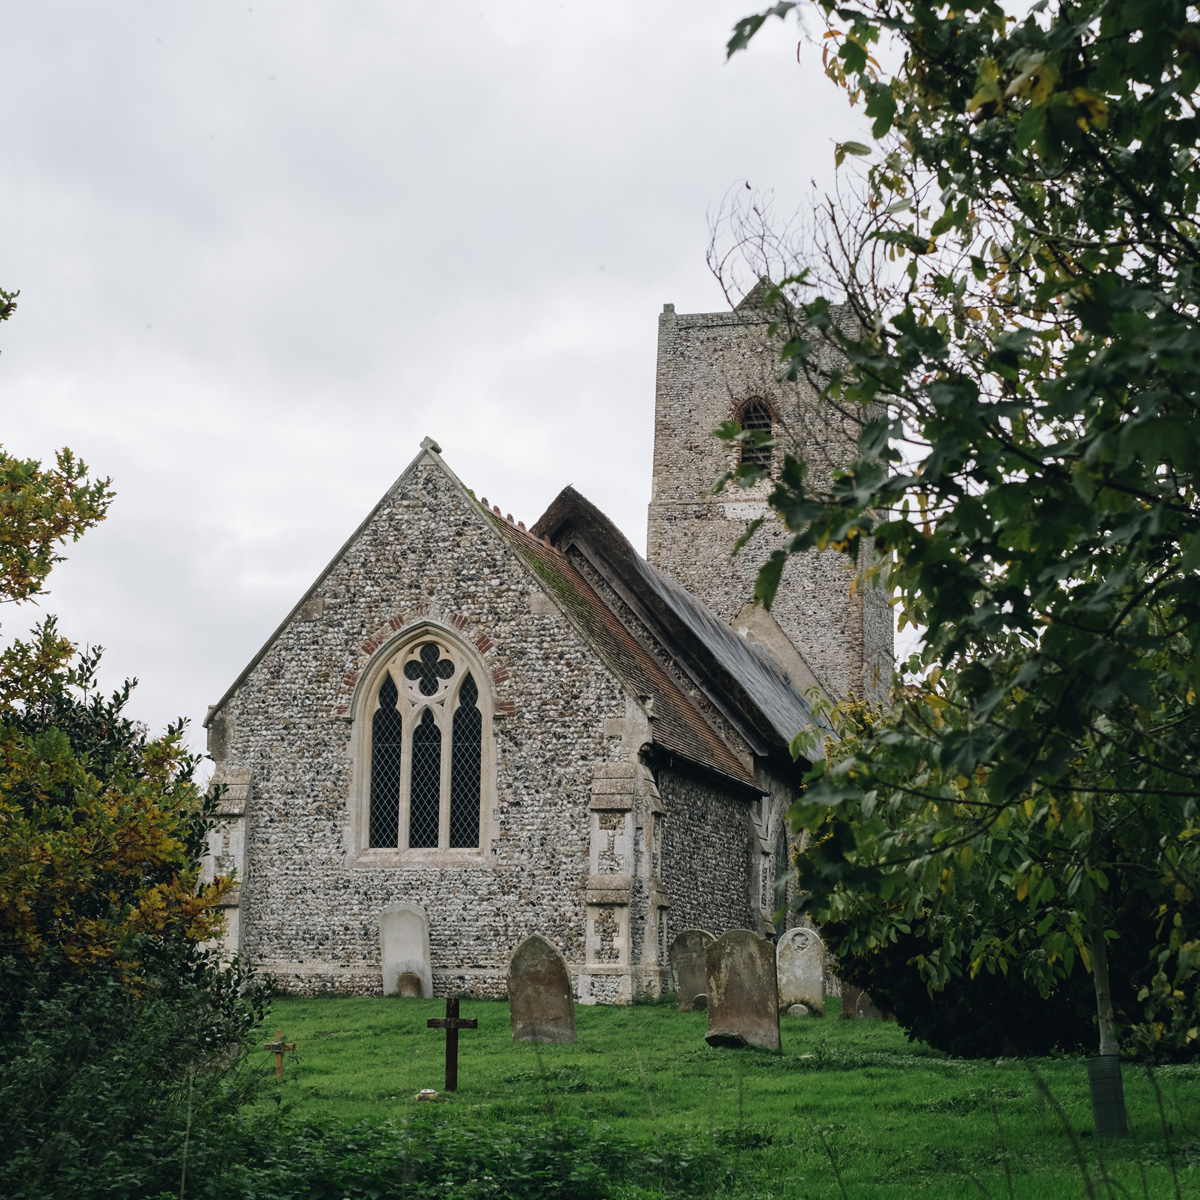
[
  {"xmin": 483, "ymin": 509, "xmax": 758, "ymax": 791},
  {"xmin": 531, "ymin": 487, "xmax": 823, "ymax": 762}
]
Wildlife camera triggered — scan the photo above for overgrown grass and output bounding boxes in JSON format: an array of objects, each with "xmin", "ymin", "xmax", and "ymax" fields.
[{"xmin": 246, "ymin": 994, "xmax": 1198, "ymax": 1199}]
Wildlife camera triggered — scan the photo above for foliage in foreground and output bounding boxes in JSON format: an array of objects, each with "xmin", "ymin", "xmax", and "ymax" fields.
[
  {"xmin": 0, "ymin": 599, "xmax": 269, "ymax": 1196},
  {"xmin": 0, "ymin": 349, "xmax": 267, "ymax": 1197},
  {"xmin": 0, "ymin": 952, "xmax": 268, "ymax": 1200},
  {"xmin": 724, "ymin": 0, "xmax": 1200, "ymax": 1057},
  {"xmin": 161, "ymin": 1119, "xmax": 712, "ymax": 1200},
  {"xmin": 804, "ymin": 701, "xmax": 1183, "ymax": 1060}
]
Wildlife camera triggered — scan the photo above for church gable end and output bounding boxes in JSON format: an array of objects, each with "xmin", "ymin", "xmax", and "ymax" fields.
[{"xmin": 205, "ymin": 441, "xmax": 652, "ymax": 997}]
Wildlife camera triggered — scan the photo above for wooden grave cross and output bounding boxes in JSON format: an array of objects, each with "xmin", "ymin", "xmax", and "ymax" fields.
[
  {"xmin": 263, "ymin": 1028, "xmax": 295, "ymax": 1080},
  {"xmin": 426, "ymin": 997, "xmax": 478, "ymax": 1092}
]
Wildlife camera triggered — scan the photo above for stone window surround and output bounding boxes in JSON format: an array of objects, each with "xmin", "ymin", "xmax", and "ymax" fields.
[
  {"xmin": 730, "ymin": 395, "xmax": 780, "ymax": 477},
  {"xmin": 346, "ymin": 620, "xmax": 497, "ymax": 868}
]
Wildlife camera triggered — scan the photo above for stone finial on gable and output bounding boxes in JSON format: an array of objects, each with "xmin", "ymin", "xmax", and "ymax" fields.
[{"xmin": 420, "ymin": 436, "xmax": 443, "ymax": 454}]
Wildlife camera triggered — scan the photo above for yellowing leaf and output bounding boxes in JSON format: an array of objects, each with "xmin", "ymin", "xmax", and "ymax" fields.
[
  {"xmin": 1069, "ymin": 88, "xmax": 1108, "ymax": 130},
  {"xmin": 968, "ymin": 59, "xmax": 1003, "ymax": 115}
]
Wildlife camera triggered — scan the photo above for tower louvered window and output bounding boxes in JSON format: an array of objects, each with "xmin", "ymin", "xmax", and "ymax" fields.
[
  {"xmin": 365, "ymin": 635, "xmax": 490, "ymax": 854},
  {"xmin": 738, "ymin": 400, "xmax": 773, "ymax": 471}
]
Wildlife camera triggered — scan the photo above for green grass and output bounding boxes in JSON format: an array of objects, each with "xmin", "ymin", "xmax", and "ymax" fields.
[{"xmin": 258, "ymin": 994, "xmax": 1198, "ymax": 1199}]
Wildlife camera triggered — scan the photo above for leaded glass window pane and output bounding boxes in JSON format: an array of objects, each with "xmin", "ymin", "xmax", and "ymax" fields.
[
  {"xmin": 739, "ymin": 400, "xmax": 773, "ymax": 470},
  {"xmin": 449, "ymin": 672, "xmax": 482, "ymax": 848},
  {"xmin": 409, "ymin": 708, "xmax": 441, "ymax": 848},
  {"xmin": 368, "ymin": 675, "xmax": 403, "ymax": 848}
]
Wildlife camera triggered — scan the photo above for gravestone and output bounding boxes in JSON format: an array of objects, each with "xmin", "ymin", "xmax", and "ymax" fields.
[
  {"xmin": 380, "ymin": 903, "xmax": 432, "ymax": 997},
  {"xmin": 839, "ymin": 983, "xmax": 884, "ymax": 1019},
  {"xmin": 507, "ymin": 933, "xmax": 577, "ymax": 1043},
  {"xmin": 839, "ymin": 983, "xmax": 861, "ymax": 1018},
  {"xmin": 855, "ymin": 990, "xmax": 885, "ymax": 1019},
  {"xmin": 704, "ymin": 928, "xmax": 781, "ymax": 1052},
  {"xmin": 776, "ymin": 926, "xmax": 825, "ymax": 1016},
  {"xmin": 669, "ymin": 928, "xmax": 714, "ymax": 1012}
]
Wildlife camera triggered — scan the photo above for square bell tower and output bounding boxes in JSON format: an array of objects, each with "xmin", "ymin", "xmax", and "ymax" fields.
[{"xmin": 646, "ymin": 298, "xmax": 892, "ymax": 705}]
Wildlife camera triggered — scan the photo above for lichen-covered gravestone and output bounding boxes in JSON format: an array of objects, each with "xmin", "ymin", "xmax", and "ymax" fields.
[
  {"xmin": 776, "ymin": 926, "xmax": 825, "ymax": 1016},
  {"xmin": 704, "ymin": 929, "xmax": 781, "ymax": 1052},
  {"xmin": 507, "ymin": 933, "xmax": 577, "ymax": 1043},
  {"xmin": 380, "ymin": 902, "xmax": 432, "ymax": 997},
  {"xmin": 669, "ymin": 928, "xmax": 714, "ymax": 1012}
]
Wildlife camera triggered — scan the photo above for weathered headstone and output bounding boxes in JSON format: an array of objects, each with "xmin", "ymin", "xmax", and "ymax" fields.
[
  {"xmin": 776, "ymin": 926, "xmax": 826, "ymax": 1016},
  {"xmin": 704, "ymin": 929, "xmax": 781, "ymax": 1052},
  {"xmin": 855, "ymin": 990, "xmax": 885, "ymax": 1019},
  {"xmin": 787, "ymin": 1003, "xmax": 810, "ymax": 1018},
  {"xmin": 839, "ymin": 982, "xmax": 861, "ymax": 1019},
  {"xmin": 507, "ymin": 933, "xmax": 577, "ymax": 1043},
  {"xmin": 669, "ymin": 928, "xmax": 715, "ymax": 1012},
  {"xmin": 380, "ymin": 902, "xmax": 432, "ymax": 997},
  {"xmin": 838, "ymin": 982, "xmax": 884, "ymax": 1019}
]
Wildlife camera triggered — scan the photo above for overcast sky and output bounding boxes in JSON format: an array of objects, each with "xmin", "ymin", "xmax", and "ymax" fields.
[{"xmin": 1, "ymin": 1, "xmax": 869, "ymax": 767}]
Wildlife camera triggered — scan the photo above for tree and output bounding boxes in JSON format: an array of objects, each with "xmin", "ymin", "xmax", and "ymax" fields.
[
  {"xmin": 722, "ymin": 0, "xmax": 1200, "ymax": 1097},
  {"xmin": 0, "ymin": 290, "xmax": 267, "ymax": 1196}
]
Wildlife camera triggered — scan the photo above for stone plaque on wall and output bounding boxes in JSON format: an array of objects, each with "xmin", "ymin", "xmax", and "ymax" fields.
[
  {"xmin": 776, "ymin": 926, "xmax": 825, "ymax": 1016},
  {"xmin": 507, "ymin": 933, "xmax": 577, "ymax": 1043},
  {"xmin": 704, "ymin": 929, "xmax": 781, "ymax": 1052},
  {"xmin": 669, "ymin": 928, "xmax": 714, "ymax": 1012}
]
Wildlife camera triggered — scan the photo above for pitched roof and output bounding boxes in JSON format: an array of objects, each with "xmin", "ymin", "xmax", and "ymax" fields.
[
  {"xmin": 483, "ymin": 508, "xmax": 761, "ymax": 790},
  {"xmin": 206, "ymin": 437, "xmax": 811, "ymax": 790},
  {"xmin": 530, "ymin": 487, "xmax": 823, "ymax": 765}
]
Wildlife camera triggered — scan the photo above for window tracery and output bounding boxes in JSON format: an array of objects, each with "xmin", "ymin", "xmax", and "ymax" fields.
[{"xmin": 364, "ymin": 633, "xmax": 491, "ymax": 856}]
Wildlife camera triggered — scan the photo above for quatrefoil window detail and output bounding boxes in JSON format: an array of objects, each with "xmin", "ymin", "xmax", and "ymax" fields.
[
  {"xmin": 403, "ymin": 642, "xmax": 456, "ymax": 697},
  {"xmin": 365, "ymin": 631, "xmax": 491, "ymax": 856}
]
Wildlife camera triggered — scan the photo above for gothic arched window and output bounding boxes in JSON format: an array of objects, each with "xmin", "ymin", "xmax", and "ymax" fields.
[
  {"xmin": 737, "ymin": 399, "xmax": 774, "ymax": 471},
  {"xmin": 365, "ymin": 634, "xmax": 492, "ymax": 855}
]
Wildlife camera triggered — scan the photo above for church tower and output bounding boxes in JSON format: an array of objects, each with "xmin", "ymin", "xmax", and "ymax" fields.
[{"xmin": 646, "ymin": 299, "xmax": 892, "ymax": 705}]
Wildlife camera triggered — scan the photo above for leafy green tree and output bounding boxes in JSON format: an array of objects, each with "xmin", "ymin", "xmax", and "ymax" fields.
[{"xmin": 723, "ymin": 0, "xmax": 1200, "ymax": 1086}]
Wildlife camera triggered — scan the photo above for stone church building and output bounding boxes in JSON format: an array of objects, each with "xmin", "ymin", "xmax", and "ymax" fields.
[{"xmin": 201, "ymin": 298, "xmax": 892, "ymax": 1002}]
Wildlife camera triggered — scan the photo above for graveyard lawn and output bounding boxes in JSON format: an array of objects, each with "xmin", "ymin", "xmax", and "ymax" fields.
[{"xmin": 254, "ymin": 996, "xmax": 1198, "ymax": 1199}]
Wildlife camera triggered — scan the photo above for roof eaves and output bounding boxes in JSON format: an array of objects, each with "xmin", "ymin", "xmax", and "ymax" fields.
[{"xmin": 532, "ymin": 486, "xmax": 821, "ymax": 752}]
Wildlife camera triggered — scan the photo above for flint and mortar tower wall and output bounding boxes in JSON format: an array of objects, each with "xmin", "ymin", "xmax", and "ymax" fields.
[{"xmin": 646, "ymin": 303, "xmax": 892, "ymax": 704}]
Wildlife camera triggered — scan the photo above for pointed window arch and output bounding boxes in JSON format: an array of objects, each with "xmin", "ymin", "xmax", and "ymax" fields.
[
  {"xmin": 361, "ymin": 630, "xmax": 493, "ymax": 860},
  {"xmin": 736, "ymin": 398, "xmax": 774, "ymax": 471}
]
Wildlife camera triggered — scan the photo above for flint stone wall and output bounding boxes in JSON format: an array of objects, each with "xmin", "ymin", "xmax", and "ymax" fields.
[
  {"xmin": 210, "ymin": 452, "xmax": 629, "ymax": 996},
  {"xmin": 658, "ymin": 765, "xmax": 754, "ymax": 938},
  {"xmin": 208, "ymin": 449, "xmax": 783, "ymax": 999}
]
